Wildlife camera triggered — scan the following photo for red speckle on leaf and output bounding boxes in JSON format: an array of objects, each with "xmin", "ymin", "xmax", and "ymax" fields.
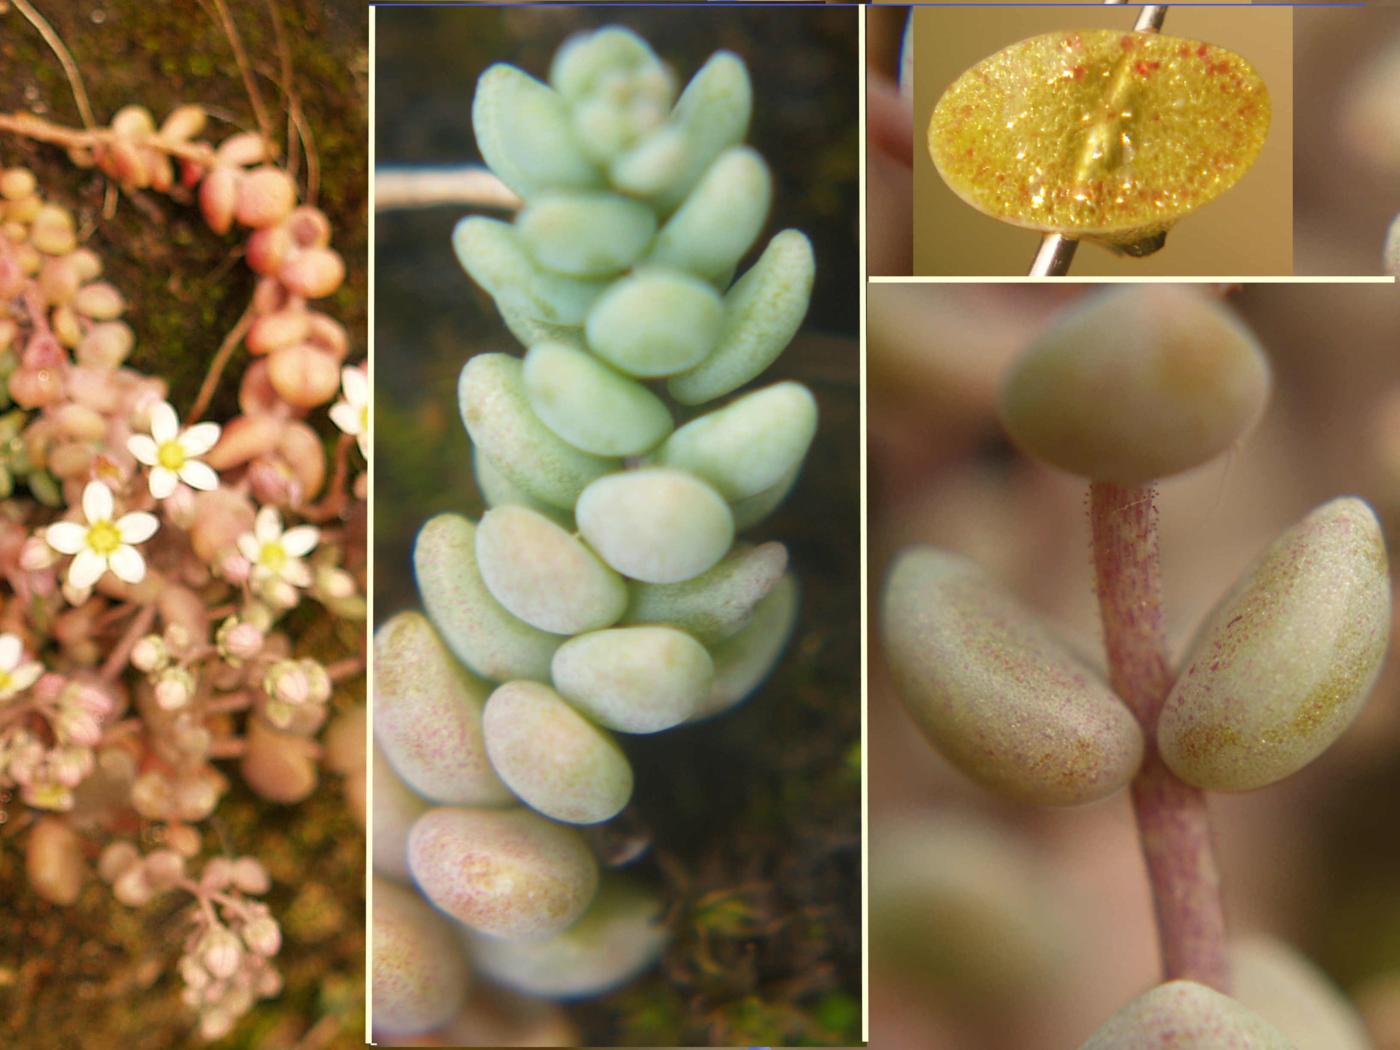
[{"xmin": 1120, "ymin": 35, "xmax": 1135, "ymax": 51}]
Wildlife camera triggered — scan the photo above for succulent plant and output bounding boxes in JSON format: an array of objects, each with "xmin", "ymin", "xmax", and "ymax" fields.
[
  {"xmin": 881, "ymin": 285, "xmax": 1392, "ymax": 1037},
  {"xmin": 374, "ymin": 24, "xmax": 817, "ymax": 1036}
]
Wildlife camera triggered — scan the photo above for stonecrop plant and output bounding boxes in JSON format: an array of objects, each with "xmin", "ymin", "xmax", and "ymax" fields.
[
  {"xmin": 1, "ymin": 2, "xmax": 365, "ymax": 1042},
  {"xmin": 881, "ymin": 285, "xmax": 1392, "ymax": 1047},
  {"xmin": 373, "ymin": 25, "xmax": 817, "ymax": 1040}
]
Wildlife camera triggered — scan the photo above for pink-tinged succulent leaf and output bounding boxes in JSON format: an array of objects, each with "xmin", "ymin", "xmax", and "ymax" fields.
[
  {"xmin": 881, "ymin": 547, "xmax": 1142, "ymax": 806},
  {"xmin": 1159, "ymin": 497, "xmax": 1391, "ymax": 792},
  {"xmin": 1079, "ymin": 980, "xmax": 1293, "ymax": 1049}
]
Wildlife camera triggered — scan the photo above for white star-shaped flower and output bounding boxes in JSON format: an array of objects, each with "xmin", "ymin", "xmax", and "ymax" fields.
[
  {"xmin": 237, "ymin": 507, "xmax": 319, "ymax": 589},
  {"xmin": 329, "ymin": 366, "xmax": 368, "ymax": 457},
  {"xmin": 45, "ymin": 481, "xmax": 159, "ymax": 589},
  {"xmin": 127, "ymin": 401, "xmax": 221, "ymax": 500},
  {"xmin": 0, "ymin": 634, "xmax": 42, "ymax": 701}
]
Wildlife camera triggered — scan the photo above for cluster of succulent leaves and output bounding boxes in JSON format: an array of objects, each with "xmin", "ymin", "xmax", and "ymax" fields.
[
  {"xmin": 881, "ymin": 286, "xmax": 1392, "ymax": 1046},
  {"xmin": 373, "ymin": 25, "xmax": 820, "ymax": 1040}
]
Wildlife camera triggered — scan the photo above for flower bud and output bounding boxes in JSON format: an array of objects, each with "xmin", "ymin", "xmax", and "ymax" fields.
[
  {"xmin": 131, "ymin": 634, "xmax": 168, "ymax": 673},
  {"xmin": 235, "ymin": 166, "xmax": 296, "ymax": 228},
  {"xmin": 264, "ymin": 659, "xmax": 309, "ymax": 706},
  {"xmin": 241, "ymin": 915, "xmax": 282, "ymax": 957},
  {"xmin": 142, "ymin": 848, "xmax": 186, "ymax": 890},
  {"xmin": 99, "ymin": 841, "xmax": 141, "ymax": 882},
  {"xmin": 201, "ymin": 926, "xmax": 244, "ymax": 980},
  {"xmin": 154, "ymin": 667, "xmax": 195, "ymax": 711},
  {"xmin": 216, "ymin": 618, "xmax": 264, "ymax": 663},
  {"xmin": 113, "ymin": 864, "xmax": 155, "ymax": 906}
]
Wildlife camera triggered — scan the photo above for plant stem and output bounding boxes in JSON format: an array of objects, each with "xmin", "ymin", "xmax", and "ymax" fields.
[{"xmin": 1089, "ymin": 481, "xmax": 1230, "ymax": 992}]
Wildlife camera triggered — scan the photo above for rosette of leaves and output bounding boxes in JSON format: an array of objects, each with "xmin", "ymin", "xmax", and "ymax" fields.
[{"xmin": 374, "ymin": 26, "xmax": 818, "ymax": 1037}]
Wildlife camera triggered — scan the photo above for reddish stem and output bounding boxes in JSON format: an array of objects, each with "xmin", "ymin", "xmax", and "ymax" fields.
[{"xmin": 1089, "ymin": 481, "xmax": 1230, "ymax": 992}]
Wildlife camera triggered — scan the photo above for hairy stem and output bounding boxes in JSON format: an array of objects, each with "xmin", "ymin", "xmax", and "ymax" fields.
[{"xmin": 1089, "ymin": 481, "xmax": 1230, "ymax": 991}]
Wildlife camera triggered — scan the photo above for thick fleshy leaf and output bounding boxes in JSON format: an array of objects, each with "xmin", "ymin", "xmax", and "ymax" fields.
[
  {"xmin": 483, "ymin": 680, "xmax": 633, "ymax": 825},
  {"xmin": 585, "ymin": 268, "xmax": 724, "ymax": 378},
  {"xmin": 373, "ymin": 611, "xmax": 512, "ymax": 806},
  {"xmin": 453, "ymin": 217, "xmax": 608, "ymax": 328},
  {"xmin": 654, "ymin": 381, "xmax": 817, "ymax": 500},
  {"xmin": 517, "ymin": 192, "xmax": 656, "ymax": 278},
  {"xmin": 522, "ymin": 342, "xmax": 672, "ymax": 458},
  {"xmin": 624, "ymin": 541, "xmax": 787, "ymax": 644},
  {"xmin": 472, "ymin": 63, "xmax": 602, "ymax": 199},
  {"xmin": 407, "ymin": 806, "xmax": 598, "ymax": 940},
  {"xmin": 476, "ymin": 505, "xmax": 626, "ymax": 635},
  {"xmin": 553, "ymin": 625, "xmax": 712, "ymax": 733},
  {"xmin": 413, "ymin": 514, "xmax": 561, "ymax": 683},
  {"xmin": 465, "ymin": 878, "xmax": 667, "ymax": 1000},
  {"xmin": 881, "ymin": 547, "xmax": 1142, "ymax": 806},
  {"xmin": 1159, "ymin": 498, "xmax": 1390, "ymax": 792},
  {"xmin": 649, "ymin": 146, "xmax": 771, "ymax": 281},
  {"xmin": 1231, "ymin": 937, "xmax": 1371, "ymax": 1050},
  {"xmin": 372, "ymin": 877, "xmax": 470, "ymax": 1037},
  {"xmin": 1000, "ymin": 285, "xmax": 1271, "ymax": 484},
  {"xmin": 1078, "ymin": 980, "xmax": 1292, "ymax": 1049},
  {"xmin": 459, "ymin": 354, "xmax": 616, "ymax": 511},
  {"xmin": 667, "ymin": 229, "xmax": 814, "ymax": 405},
  {"xmin": 576, "ymin": 468, "xmax": 733, "ymax": 584},
  {"xmin": 695, "ymin": 572, "xmax": 798, "ymax": 721},
  {"xmin": 930, "ymin": 30, "xmax": 1269, "ymax": 249}
]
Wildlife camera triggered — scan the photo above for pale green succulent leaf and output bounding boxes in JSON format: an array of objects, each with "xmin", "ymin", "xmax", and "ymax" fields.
[{"xmin": 523, "ymin": 342, "xmax": 673, "ymax": 457}]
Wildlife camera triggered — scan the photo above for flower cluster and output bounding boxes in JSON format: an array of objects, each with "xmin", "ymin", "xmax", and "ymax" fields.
[{"xmin": 1, "ymin": 70, "xmax": 364, "ymax": 1042}]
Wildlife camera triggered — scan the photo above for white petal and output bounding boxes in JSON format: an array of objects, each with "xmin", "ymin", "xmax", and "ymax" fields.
[
  {"xmin": 280, "ymin": 525, "xmax": 319, "ymax": 557},
  {"xmin": 108, "ymin": 545, "xmax": 147, "ymax": 584},
  {"xmin": 178, "ymin": 460, "xmax": 219, "ymax": 491},
  {"xmin": 281, "ymin": 559, "xmax": 312, "ymax": 588},
  {"xmin": 116, "ymin": 512, "xmax": 159, "ymax": 545},
  {"xmin": 342, "ymin": 367, "xmax": 368, "ymax": 407},
  {"xmin": 254, "ymin": 506, "xmax": 282, "ymax": 545},
  {"xmin": 0, "ymin": 634, "xmax": 20, "ymax": 671},
  {"xmin": 329, "ymin": 402, "xmax": 359, "ymax": 437},
  {"xmin": 83, "ymin": 482, "xmax": 113, "ymax": 525},
  {"xmin": 10, "ymin": 662, "xmax": 42, "ymax": 692},
  {"xmin": 180, "ymin": 422, "xmax": 222, "ymax": 457},
  {"xmin": 68, "ymin": 549, "xmax": 108, "ymax": 589},
  {"xmin": 150, "ymin": 401, "xmax": 179, "ymax": 444},
  {"xmin": 237, "ymin": 534, "xmax": 262, "ymax": 563},
  {"xmin": 45, "ymin": 522, "xmax": 88, "ymax": 555},
  {"xmin": 149, "ymin": 467, "xmax": 179, "ymax": 500},
  {"xmin": 127, "ymin": 434, "xmax": 160, "ymax": 466},
  {"xmin": 357, "ymin": 430, "xmax": 368, "ymax": 458}
]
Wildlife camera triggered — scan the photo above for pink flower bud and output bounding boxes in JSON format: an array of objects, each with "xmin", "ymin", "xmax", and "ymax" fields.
[
  {"xmin": 201, "ymin": 927, "xmax": 243, "ymax": 980},
  {"xmin": 10, "ymin": 366, "xmax": 64, "ymax": 409},
  {"xmin": 131, "ymin": 635, "xmax": 168, "ymax": 673},
  {"xmin": 265, "ymin": 661, "xmax": 309, "ymax": 706},
  {"xmin": 131, "ymin": 770, "xmax": 173, "ymax": 820},
  {"xmin": 299, "ymin": 660, "xmax": 331, "ymax": 704},
  {"xmin": 175, "ymin": 773, "xmax": 220, "ymax": 822},
  {"xmin": 160, "ymin": 104, "xmax": 207, "ymax": 142},
  {"xmin": 20, "ymin": 535, "xmax": 58, "ymax": 571},
  {"xmin": 241, "ymin": 915, "xmax": 281, "ymax": 957},
  {"xmin": 201, "ymin": 857, "xmax": 233, "ymax": 891},
  {"xmin": 154, "ymin": 668, "xmax": 194, "ymax": 711},
  {"xmin": 76, "ymin": 685, "xmax": 115, "ymax": 717},
  {"xmin": 218, "ymin": 619, "xmax": 264, "ymax": 662},
  {"xmin": 179, "ymin": 955, "xmax": 211, "ymax": 992},
  {"xmin": 221, "ymin": 554, "xmax": 252, "ymax": 585},
  {"xmin": 58, "ymin": 709, "xmax": 101, "ymax": 748}
]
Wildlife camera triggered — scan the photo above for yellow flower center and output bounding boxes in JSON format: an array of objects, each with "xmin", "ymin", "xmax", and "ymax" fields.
[
  {"xmin": 0, "ymin": 670, "xmax": 12, "ymax": 692},
  {"xmin": 157, "ymin": 440, "xmax": 187, "ymax": 471},
  {"xmin": 87, "ymin": 520, "xmax": 122, "ymax": 555},
  {"xmin": 259, "ymin": 542, "xmax": 288, "ymax": 572},
  {"xmin": 359, "ymin": 404, "xmax": 368, "ymax": 435}
]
